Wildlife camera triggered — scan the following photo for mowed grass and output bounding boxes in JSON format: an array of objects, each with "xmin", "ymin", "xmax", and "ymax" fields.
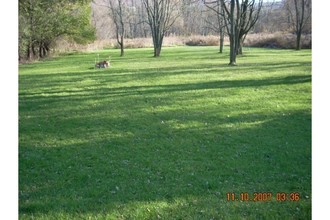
[{"xmin": 19, "ymin": 46, "xmax": 311, "ymax": 219}]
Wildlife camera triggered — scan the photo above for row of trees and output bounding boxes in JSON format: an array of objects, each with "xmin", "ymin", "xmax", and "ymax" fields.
[
  {"xmin": 97, "ymin": 0, "xmax": 264, "ymax": 64},
  {"xmin": 19, "ymin": 0, "xmax": 311, "ymax": 64},
  {"xmin": 19, "ymin": 0, "xmax": 96, "ymax": 61},
  {"xmin": 93, "ymin": 0, "xmax": 182, "ymax": 57},
  {"xmin": 93, "ymin": 0, "xmax": 311, "ymax": 64},
  {"xmin": 93, "ymin": 1, "xmax": 311, "ymax": 39}
]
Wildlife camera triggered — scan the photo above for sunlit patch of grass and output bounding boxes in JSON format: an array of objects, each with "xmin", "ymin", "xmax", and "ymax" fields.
[{"xmin": 19, "ymin": 46, "xmax": 311, "ymax": 219}]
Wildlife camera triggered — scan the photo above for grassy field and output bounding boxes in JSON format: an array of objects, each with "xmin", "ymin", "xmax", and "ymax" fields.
[{"xmin": 19, "ymin": 46, "xmax": 311, "ymax": 219}]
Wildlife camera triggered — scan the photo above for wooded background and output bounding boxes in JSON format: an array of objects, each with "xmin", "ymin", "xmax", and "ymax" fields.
[{"xmin": 19, "ymin": 0, "xmax": 312, "ymax": 61}]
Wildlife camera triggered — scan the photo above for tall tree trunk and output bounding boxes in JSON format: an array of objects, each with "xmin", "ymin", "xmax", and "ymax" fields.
[
  {"xmin": 28, "ymin": 0, "xmax": 34, "ymax": 60},
  {"xmin": 119, "ymin": 2, "xmax": 125, "ymax": 57},
  {"xmin": 219, "ymin": 31, "xmax": 224, "ymax": 53},
  {"xmin": 228, "ymin": 0, "xmax": 236, "ymax": 65},
  {"xmin": 218, "ymin": 3, "xmax": 225, "ymax": 54},
  {"xmin": 294, "ymin": 0, "xmax": 305, "ymax": 50},
  {"xmin": 109, "ymin": 0, "xmax": 125, "ymax": 56},
  {"xmin": 229, "ymin": 34, "xmax": 236, "ymax": 65},
  {"xmin": 152, "ymin": 24, "xmax": 163, "ymax": 57}
]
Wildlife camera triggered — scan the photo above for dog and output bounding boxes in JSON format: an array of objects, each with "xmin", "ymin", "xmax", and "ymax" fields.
[{"xmin": 95, "ymin": 60, "xmax": 110, "ymax": 68}]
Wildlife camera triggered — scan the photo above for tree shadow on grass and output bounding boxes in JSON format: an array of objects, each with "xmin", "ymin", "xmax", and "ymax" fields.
[
  {"xmin": 20, "ymin": 72, "xmax": 311, "ymax": 103},
  {"xmin": 19, "ymin": 108, "xmax": 311, "ymax": 218},
  {"xmin": 19, "ymin": 74, "xmax": 311, "ymax": 218},
  {"xmin": 19, "ymin": 52, "xmax": 311, "ymax": 218}
]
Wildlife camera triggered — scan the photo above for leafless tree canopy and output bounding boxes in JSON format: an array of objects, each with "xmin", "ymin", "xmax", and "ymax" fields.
[
  {"xmin": 108, "ymin": 0, "xmax": 126, "ymax": 56},
  {"xmin": 284, "ymin": 0, "xmax": 312, "ymax": 50},
  {"xmin": 142, "ymin": 0, "xmax": 181, "ymax": 56},
  {"xmin": 212, "ymin": 0, "xmax": 263, "ymax": 65},
  {"xmin": 91, "ymin": 0, "xmax": 311, "ymax": 39}
]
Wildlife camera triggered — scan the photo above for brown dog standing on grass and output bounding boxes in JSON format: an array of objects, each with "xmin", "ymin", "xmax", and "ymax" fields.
[{"xmin": 95, "ymin": 60, "xmax": 110, "ymax": 68}]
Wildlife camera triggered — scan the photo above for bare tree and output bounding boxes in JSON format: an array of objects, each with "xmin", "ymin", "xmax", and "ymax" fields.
[
  {"xmin": 181, "ymin": 1, "xmax": 206, "ymax": 36},
  {"xmin": 253, "ymin": 1, "xmax": 288, "ymax": 33},
  {"xmin": 203, "ymin": 0, "xmax": 226, "ymax": 53},
  {"xmin": 285, "ymin": 0, "xmax": 311, "ymax": 50},
  {"xmin": 108, "ymin": 0, "xmax": 126, "ymax": 56},
  {"xmin": 142, "ymin": 0, "xmax": 181, "ymax": 57},
  {"xmin": 237, "ymin": 0, "xmax": 263, "ymax": 54},
  {"xmin": 221, "ymin": 0, "xmax": 263, "ymax": 65},
  {"xmin": 227, "ymin": 0, "xmax": 237, "ymax": 65}
]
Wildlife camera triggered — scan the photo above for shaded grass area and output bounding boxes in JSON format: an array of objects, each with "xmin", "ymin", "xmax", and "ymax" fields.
[{"xmin": 19, "ymin": 47, "xmax": 311, "ymax": 219}]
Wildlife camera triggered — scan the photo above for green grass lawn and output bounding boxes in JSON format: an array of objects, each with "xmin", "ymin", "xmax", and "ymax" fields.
[{"xmin": 19, "ymin": 46, "xmax": 311, "ymax": 219}]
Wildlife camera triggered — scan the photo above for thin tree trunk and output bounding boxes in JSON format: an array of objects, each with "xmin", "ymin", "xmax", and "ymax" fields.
[
  {"xmin": 237, "ymin": 36, "xmax": 245, "ymax": 55},
  {"xmin": 109, "ymin": 0, "xmax": 125, "ymax": 56},
  {"xmin": 120, "ymin": 34, "xmax": 124, "ymax": 56},
  {"xmin": 219, "ymin": 35, "xmax": 223, "ymax": 53},
  {"xmin": 228, "ymin": 0, "xmax": 236, "ymax": 65},
  {"xmin": 32, "ymin": 44, "xmax": 37, "ymax": 57},
  {"xmin": 39, "ymin": 42, "xmax": 43, "ymax": 58},
  {"xmin": 219, "ymin": 27, "xmax": 224, "ymax": 53},
  {"xmin": 294, "ymin": 0, "xmax": 305, "ymax": 50},
  {"xmin": 27, "ymin": 42, "xmax": 33, "ymax": 60},
  {"xmin": 28, "ymin": 0, "xmax": 34, "ymax": 60}
]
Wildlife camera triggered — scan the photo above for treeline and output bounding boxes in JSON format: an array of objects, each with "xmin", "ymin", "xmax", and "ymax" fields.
[
  {"xmin": 91, "ymin": 0, "xmax": 310, "ymax": 64},
  {"xmin": 19, "ymin": 0, "xmax": 96, "ymax": 61},
  {"xmin": 92, "ymin": 0, "xmax": 311, "ymax": 39},
  {"xmin": 19, "ymin": 0, "xmax": 311, "ymax": 61}
]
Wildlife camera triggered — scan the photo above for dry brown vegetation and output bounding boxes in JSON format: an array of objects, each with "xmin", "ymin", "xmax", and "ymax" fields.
[
  {"xmin": 52, "ymin": 32, "xmax": 311, "ymax": 55},
  {"xmin": 184, "ymin": 35, "xmax": 220, "ymax": 46},
  {"xmin": 245, "ymin": 32, "xmax": 311, "ymax": 49}
]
